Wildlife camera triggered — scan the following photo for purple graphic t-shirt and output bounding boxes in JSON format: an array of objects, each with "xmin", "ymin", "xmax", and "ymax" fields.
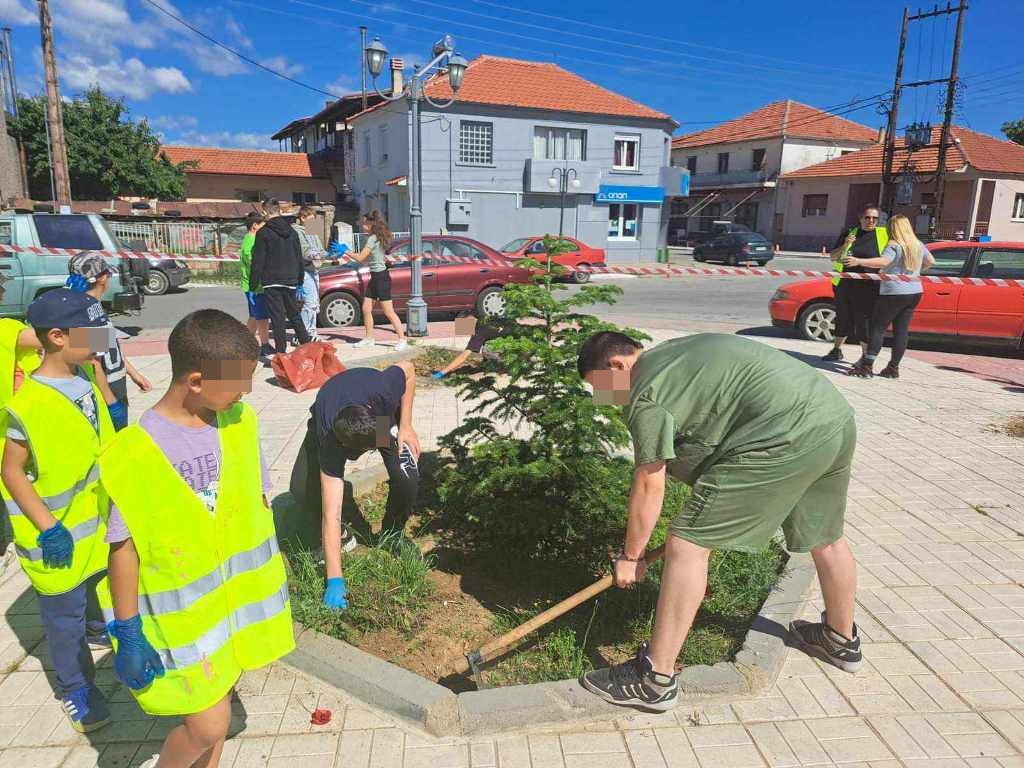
[{"xmin": 105, "ymin": 408, "xmax": 272, "ymax": 544}]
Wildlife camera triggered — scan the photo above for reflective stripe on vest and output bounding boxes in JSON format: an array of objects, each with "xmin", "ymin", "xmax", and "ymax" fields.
[
  {"xmin": 831, "ymin": 226, "xmax": 889, "ymax": 286},
  {"xmin": 4, "ymin": 464, "xmax": 102, "ymax": 517},
  {"xmin": 100, "ymin": 534, "xmax": 281, "ymax": 619},
  {"xmin": 96, "ymin": 402, "xmax": 294, "ymax": 716},
  {"xmin": 2, "ymin": 373, "xmax": 112, "ymax": 594}
]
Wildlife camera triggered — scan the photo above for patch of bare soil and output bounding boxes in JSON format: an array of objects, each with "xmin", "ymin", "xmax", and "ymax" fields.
[{"xmin": 1007, "ymin": 415, "xmax": 1024, "ymax": 438}]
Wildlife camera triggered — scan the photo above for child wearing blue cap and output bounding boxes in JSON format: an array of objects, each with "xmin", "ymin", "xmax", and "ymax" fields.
[{"xmin": 0, "ymin": 288, "xmax": 117, "ymax": 733}]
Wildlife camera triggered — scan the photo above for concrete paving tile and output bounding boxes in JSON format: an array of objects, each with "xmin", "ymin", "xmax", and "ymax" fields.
[
  {"xmin": 682, "ymin": 724, "xmax": 750, "ymax": 749},
  {"xmin": 369, "ymin": 728, "xmax": 405, "ymax": 768},
  {"xmin": 746, "ymin": 723, "xmax": 797, "ymax": 768},
  {"xmin": 983, "ymin": 711, "xmax": 1024, "ymax": 752},
  {"xmin": 691, "ymin": 743, "xmax": 765, "ymax": 767},
  {"xmin": 469, "ymin": 739, "xmax": 497, "ymax": 767},
  {"xmin": 268, "ymin": 754, "xmax": 335, "ymax": 768},
  {"xmin": 494, "ymin": 735, "xmax": 531, "ymax": 768},
  {"xmin": 336, "ymin": 730, "xmax": 373, "ymax": 768},
  {"xmin": 404, "ymin": 743, "xmax": 470, "ymax": 768},
  {"xmin": 564, "ymin": 754, "xmax": 631, "ymax": 768},
  {"xmin": 653, "ymin": 727, "xmax": 699, "ymax": 768},
  {"xmin": 560, "ymin": 731, "xmax": 626, "ymax": 753},
  {"xmin": 342, "ymin": 709, "xmax": 393, "ymax": 730},
  {"xmin": 944, "ymin": 732, "xmax": 1018, "ymax": 758},
  {"xmin": 529, "ymin": 733, "xmax": 564, "ymax": 767},
  {"xmin": 0, "ymin": 746, "xmax": 70, "ymax": 768},
  {"xmin": 272, "ymin": 732, "xmax": 341, "ymax": 756}
]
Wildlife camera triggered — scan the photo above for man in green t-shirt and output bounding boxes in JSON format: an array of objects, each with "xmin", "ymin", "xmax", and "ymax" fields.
[
  {"xmin": 239, "ymin": 212, "xmax": 270, "ymax": 355},
  {"xmin": 577, "ymin": 332, "xmax": 861, "ymax": 712}
]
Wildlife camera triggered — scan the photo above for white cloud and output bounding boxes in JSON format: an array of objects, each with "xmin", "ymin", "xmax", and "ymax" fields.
[
  {"xmin": 61, "ymin": 53, "xmax": 191, "ymax": 100},
  {"xmin": 260, "ymin": 56, "xmax": 303, "ymax": 78},
  {"xmin": 188, "ymin": 44, "xmax": 249, "ymax": 76},
  {"xmin": 222, "ymin": 15, "xmax": 252, "ymax": 50},
  {"xmin": 175, "ymin": 129, "xmax": 275, "ymax": 150},
  {"xmin": 324, "ymin": 75, "xmax": 356, "ymax": 96},
  {"xmin": 149, "ymin": 114, "xmax": 199, "ymax": 131},
  {"xmin": 56, "ymin": 0, "xmax": 162, "ymax": 56},
  {"xmin": 0, "ymin": 0, "xmax": 36, "ymax": 26}
]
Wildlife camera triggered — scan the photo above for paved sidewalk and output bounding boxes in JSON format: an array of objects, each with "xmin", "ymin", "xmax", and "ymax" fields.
[{"xmin": 2, "ymin": 331, "xmax": 1024, "ymax": 767}]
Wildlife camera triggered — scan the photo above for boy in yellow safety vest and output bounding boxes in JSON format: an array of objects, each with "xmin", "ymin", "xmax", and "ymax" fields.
[
  {"xmin": 100, "ymin": 309, "xmax": 294, "ymax": 768},
  {"xmin": 0, "ymin": 288, "xmax": 117, "ymax": 733}
]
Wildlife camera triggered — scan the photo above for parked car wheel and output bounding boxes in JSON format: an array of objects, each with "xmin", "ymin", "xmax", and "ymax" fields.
[
  {"xmin": 693, "ymin": 249, "xmax": 705, "ymax": 262},
  {"xmin": 320, "ymin": 291, "xmax": 361, "ymax": 328},
  {"xmin": 726, "ymin": 255, "xmax": 738, "ymax": 267},
  {"xmin": 571, "ymin": 264, "xmax": 592, "ymax": 284},
  {"xmin": 797, "ymin": 301, "xmax": 836, "ymax": 342},
  {"xmin": 142, "ymin": 269, "xmax": 170, "ymax": 296},
  {"xmin": 757, "ymin": 261, "xmax": 769, "ymax": 267},
  {"xmin": 475, "ymin": 286, "xmax": 506, "ymax": 319}
]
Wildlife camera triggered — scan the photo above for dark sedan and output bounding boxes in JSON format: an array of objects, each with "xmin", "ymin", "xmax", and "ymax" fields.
[
  {"xmin": 693, "ymin": 232, "xmax": 774, "ymax": 266},
  {"xmin": 141, "ymin": 259, "xmax": 192, "ymax": 295},
  {"xmin": 317, "ymin": 235, "xmax": 532, "ymax": 328}
]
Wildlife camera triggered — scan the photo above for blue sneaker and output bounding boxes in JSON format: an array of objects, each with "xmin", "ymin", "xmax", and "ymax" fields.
[{"xmin": 61, "ymin": 686, "xmax": 111, "ymax": 733}]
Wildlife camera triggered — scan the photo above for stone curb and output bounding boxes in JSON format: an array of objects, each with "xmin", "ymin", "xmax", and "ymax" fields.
[{"xmin": 283, "ymin": 529, "xmax": 816, "ymax": 736}]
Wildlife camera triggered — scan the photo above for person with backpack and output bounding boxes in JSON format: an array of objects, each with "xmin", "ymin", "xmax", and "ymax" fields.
[{"xmin": 250, "ymin": 200, "xmax": 312, "ymax": 355}]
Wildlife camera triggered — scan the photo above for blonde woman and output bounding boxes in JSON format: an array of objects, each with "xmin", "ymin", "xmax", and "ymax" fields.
[{"xmin": 842, "ymin": 214, "xmax": 935, "ymax": 378}]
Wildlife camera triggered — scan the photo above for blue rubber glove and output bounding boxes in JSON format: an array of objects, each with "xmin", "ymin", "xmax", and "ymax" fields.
[
  {"xmin": 107, "ymin": 400, "xmax": 127, "ymax": 431},
  {"xmin": 323, "ymin": 577, "xmax": 348, "ymax": 610},
  {"xmin": 108, "ymin": 614, "xmax": 165, "ymax": 690},
  {"xmin": 37, "ymin": 522, "xmax": 73, "ymax": 569},
  {"xmin": 431, "ymin": 371, "xmax": 445, "ymax": 380}
]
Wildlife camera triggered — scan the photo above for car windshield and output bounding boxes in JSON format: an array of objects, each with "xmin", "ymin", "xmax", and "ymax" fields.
[
  {"xmin": 500, "ymin": 238, "xmax": 531, "ymax": 252},
  {"xmin": 738, "ymin": 234, "xmax": 769, "ymax": 243}
]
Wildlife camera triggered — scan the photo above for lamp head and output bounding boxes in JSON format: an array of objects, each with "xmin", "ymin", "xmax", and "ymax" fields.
[
  {"xmin": 432, "ymin": 35, "xmax": 455, "ymax": 57},
  {"xmin": 547, "ymin": 175, "xmax": 558, "ymax": 190},
  {"xmin": 447, "ymin": 53, "xmax": 468, "ymax": 92},
  {"xmin": 365, "ymin": 38, "xmax": 388, "ymax": 78},
  {"xmin": 570, "ymin": 177, "xmax": 581, "ymax": 190}
]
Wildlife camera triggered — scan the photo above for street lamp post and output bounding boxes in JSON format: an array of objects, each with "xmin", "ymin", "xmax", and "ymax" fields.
[
  {"xmin": 547, "ymin": 165, "xmax": 581, "ymax": 240},
  {"xmin": 365, "ymin": 35, "xmax": 467, "ymax": 336}
]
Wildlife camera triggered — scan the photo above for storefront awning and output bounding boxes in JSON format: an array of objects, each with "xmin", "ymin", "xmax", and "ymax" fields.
[{"xmin": 385, "ymin": 175, "xmax": 408, "ymax": 187}]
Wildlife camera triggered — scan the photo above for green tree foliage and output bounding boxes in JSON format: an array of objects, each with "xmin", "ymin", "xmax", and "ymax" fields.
[
  {"xmin": 432, "ymin": 238, "xmax": 686, "ymax": 570},
  {"xmin": 1003, "ymin": 119, "xmax": 1024, "ymax": 146},
  {"xmin": 10, "ymin": 87, "xmax": 193, "ymax": 200}
]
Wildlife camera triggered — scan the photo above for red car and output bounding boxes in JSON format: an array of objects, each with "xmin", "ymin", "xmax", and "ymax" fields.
[
  {"xmin": 769, "ymin": 241, "xmax": 1024, "ymax": 348},
  {"xmin": 317, "ymin": 235, "xmax": 532, "ymax": 328},
  {"xmin": 499, "ymin": 236, "xmax": 606, "ymax": 284}
]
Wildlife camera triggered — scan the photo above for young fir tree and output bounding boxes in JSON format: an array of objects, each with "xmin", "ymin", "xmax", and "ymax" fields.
[{"xmin": 434, "ymin": 237, "xmax": 663, "ymax": 568}]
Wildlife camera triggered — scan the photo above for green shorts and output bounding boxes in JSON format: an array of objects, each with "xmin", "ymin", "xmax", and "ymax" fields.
[{"xmin": 670, "ymin": 417, "xmax": 856, "ymax": 553}]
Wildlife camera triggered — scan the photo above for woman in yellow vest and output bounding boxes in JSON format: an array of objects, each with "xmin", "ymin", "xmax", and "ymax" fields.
[
  {"xmin": 1, "ymin": 289, "xmax": 116, "ymax": 734},
  {"xmin": 99, "ymin": 309, "xmax": 294, "ymax": 768}
]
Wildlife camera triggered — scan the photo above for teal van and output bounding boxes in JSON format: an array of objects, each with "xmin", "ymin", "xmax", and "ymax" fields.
[{"xmin": 0, "ymin": 212, "xmax": 145, "ymax": 316}]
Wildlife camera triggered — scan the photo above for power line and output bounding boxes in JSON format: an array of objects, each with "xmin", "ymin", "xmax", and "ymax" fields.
[
  {"xmin": 359, "ymin": 0, "xmax": 886, "ymax": 87},
  {"xmin": 285, "ymin": 0, "xmax": 860, "ymax": 94},
  {"xmin": 139, "ymin": 0, "xmax": 343, "ymax": 99},
  {"xmin": 465, "ymin": 0, "xmax": 887, "ymax": 80}
]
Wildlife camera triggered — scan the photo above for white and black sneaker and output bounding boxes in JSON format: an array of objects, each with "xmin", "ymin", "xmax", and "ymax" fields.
[
  {"xmin": 580, "ymin": 644, "xmax": 678, "ymax": 712},
  {"xmin": 789, "ymin": 612, "xmax": 863, "ymax": 673},
  {"xmin": 340, "ymin": 523, "xmax": 359, "ymax": 553}
]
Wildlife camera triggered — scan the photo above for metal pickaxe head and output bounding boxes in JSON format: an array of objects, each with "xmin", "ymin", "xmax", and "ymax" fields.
[{"xmin": 465, "ymin": 649, "xmax": 488, "ymax": 690}]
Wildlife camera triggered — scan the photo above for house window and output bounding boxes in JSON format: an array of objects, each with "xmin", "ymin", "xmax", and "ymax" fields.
[
  {"xmin": 237, "ymin": 190, "xmax": 262, "ymax": 202},
  {"xmin": 613, "ymin": 135, "xmax": 640, "ymax": 171},
  {"xmin": 459, "ymin": 121, "xmax": 493, "ymax": 165},
  {"xmin": 686, "ymin": 156, "xmax": 697, "ymax": 174},
  {"xmin": 292, "ymin": 192, "xmax": 317, "ymax": 205},
  {"xmin": 1012, "ymin": 193, "xmax": 1024, "ymax": 221},
  {"xmin": 607, "ymin": 203, "xmax": 639, "ymax": 240},
  {"xmin": 802, "ymin": 194, "xmax": 828, "ymax": 217},
  {"xmin": 533, "ymin": 126, "xmax": 587, "ymax": 161},
  {"xmin": 379, "ymin": 124, "xmax": 389, "ymax": 164},
  {"xmin": 362, "ymin": 132, "xmax": 372, "ymax": 168},
  {"xmin": 717, "ymin": 152, "xmax": 729, "ymax": 174},
  {"xmin": 752, "ymin": 148, "xmax": 766, "ymax": 170}
]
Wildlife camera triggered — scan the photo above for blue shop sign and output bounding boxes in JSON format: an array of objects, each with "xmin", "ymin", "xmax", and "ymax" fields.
[{"xmin": 595, "ymin": 185, "xmax": 665, "ymax": 204}]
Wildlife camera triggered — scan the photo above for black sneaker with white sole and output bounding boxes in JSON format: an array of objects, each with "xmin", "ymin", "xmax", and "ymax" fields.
[
  {"xmin": 580, "ymin": 644, "xmax": 678, "ymax": 712},
  {"xmin": 789, "ymin": 612, "xmax": 863, "ymax": 673}
]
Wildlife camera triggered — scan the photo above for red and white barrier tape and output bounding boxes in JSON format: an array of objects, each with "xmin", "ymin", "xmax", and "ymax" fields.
[{"xmin": 1, "ymin": 243, "xmax": 1020, "ymax": 288}]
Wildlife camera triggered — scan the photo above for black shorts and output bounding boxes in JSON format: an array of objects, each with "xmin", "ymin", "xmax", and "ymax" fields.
[
  {"xmin": 833, "ymin": 279, "xmax": 879, "ymax": 343},
  {"xmin": 367, "ymin": 270, "xmax": 392, "ymax": 301}
]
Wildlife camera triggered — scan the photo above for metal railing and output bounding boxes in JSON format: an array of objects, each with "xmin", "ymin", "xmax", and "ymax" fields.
[
  {"xmin": 689, "ymin": 169, "xmax": 777, "ymax": 188},
  {"xmin": 108, "ymin": 220, "xmax": 247, "ymax": 256}
]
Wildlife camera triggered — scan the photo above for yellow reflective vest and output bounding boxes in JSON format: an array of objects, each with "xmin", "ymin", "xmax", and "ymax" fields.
[
  {"xmin": 96, "ymin": 402, "xmax": 295, "ymax": 716},
  {"xmin": 832, "ymin": 226, "xmax": 889, "ymax": 286},
  {"xmin": 1, "ymin": 368, "xmax": 112, "ymax": 595},
  {"xmin": 0, "ymin": 319, "xmax": 41, "ymax": 436}
]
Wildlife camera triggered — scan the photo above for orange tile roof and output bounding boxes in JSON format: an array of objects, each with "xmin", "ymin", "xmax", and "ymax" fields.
[
  {"xmin": 780, "ymin": 126, "xmax": 1024, "ymax": 179},
  {"xmin": 353, "ymin": 55, "xmax": 671, "ymax": 123},
  {"xmin": 161, "ymin": 146, "xmax": 328, "ymax": 178},
  {"xmin": 672, "ymin": 101, "xmax": 879, "ymax": 149}
]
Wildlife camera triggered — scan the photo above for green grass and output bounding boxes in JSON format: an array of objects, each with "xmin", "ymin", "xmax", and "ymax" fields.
[
  {"xmin": 286, "ymin": 531, "xmax": 436, "ymax": 643},
  {"xmin": 414, "ymin": 346, "xmax": 458, "ymax": 378}
]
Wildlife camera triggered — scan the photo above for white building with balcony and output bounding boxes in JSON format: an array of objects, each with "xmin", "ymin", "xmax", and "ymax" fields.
[{"xmin": 669, "ymin": 101, "xmax": 879, "ymax": 245}]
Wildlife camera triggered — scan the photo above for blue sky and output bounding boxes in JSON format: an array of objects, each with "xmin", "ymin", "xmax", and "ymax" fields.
[{"xmin": 3, "ymin": 0, "xmax": 1022, "ymax": 149}]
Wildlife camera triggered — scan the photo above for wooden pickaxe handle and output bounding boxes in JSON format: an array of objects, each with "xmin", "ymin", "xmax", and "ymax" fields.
[{"xmin": 452, "ymin": 544, "xmax": 673, "ymax": 678}]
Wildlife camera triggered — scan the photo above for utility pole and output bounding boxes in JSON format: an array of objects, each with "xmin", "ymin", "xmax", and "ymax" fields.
[
  {"xmin": 38, "ymin": 0, "xmax": 71, "ymax": 207},
  {"xmin": 931, "ymin": 0, "xmax": 967, "ymax": 238},
  {"xmin": 359, "ymin": 26, "xmax": 368, "ymax": 110},
  {"xmin": 880, "ymin": 8, "xmax": 908, "ymax": 215}
]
